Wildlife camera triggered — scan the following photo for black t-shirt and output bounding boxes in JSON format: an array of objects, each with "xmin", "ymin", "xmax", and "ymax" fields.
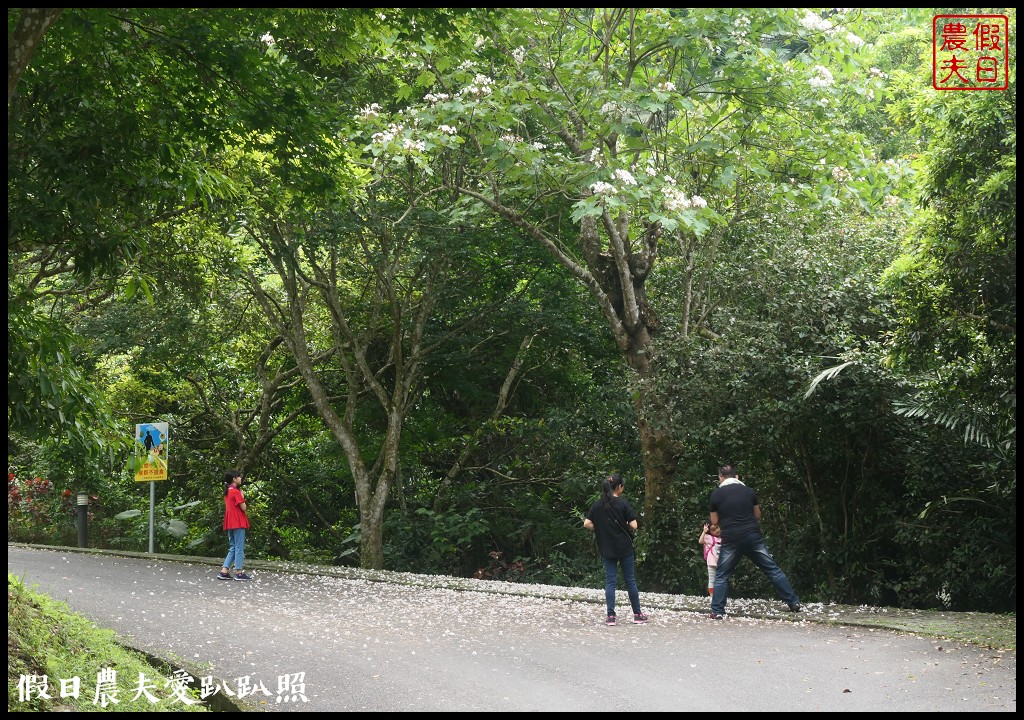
[
  {"xmin": 586, "ymin": 496, "xmax": 637, "ymax": 559},
  {"xmin": 708, "ymin": 481, "xmax": 762, "ymax": 543}
]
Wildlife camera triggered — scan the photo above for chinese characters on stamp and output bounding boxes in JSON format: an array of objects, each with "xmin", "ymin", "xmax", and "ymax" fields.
[{"xmin": 933, "ymin": 14, "xmax": 1010, "ymax": 90}]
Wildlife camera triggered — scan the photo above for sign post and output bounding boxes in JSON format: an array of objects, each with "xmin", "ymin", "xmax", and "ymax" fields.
[{"xmin": 133, "ymin": 422, "xmax": 169, "ymax": 554}]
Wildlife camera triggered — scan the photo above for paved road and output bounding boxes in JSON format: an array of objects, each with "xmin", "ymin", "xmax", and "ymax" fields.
[{"xmin": 8, "ymin": 546, "xmax": 1016, "ymax": 712}]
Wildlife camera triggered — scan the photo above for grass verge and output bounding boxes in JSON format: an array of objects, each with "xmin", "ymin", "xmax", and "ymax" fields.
[{"xmin": 7, "ymin": 573, "xmax": 211, "ymax": 713}]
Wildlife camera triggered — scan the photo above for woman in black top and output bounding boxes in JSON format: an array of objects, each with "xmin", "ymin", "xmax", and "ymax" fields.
[{"xmin": 583, "ymin": 473, "xmax": 649, "ymax": 625}]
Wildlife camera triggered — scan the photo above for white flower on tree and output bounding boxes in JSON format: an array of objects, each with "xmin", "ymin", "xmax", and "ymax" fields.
[
  {"xmin": 612, "ymin": 169, "xmax": 637, "ymax": 186},
  {"xmin": 831, "ymin": 166, "xmax": 852, "ymax": 183},
  {"xmin": 799, "ymin": 11, "xmax": 834, "ymax": 34},
  {"xmin": 663, "ymin": 186, "xmax": 707, "ymax": 212},
  {"xmin": 809, "ymin": 65, "xmax": 834, "ymax": 88},
  {"xmin": 358, "ymin": 103, "xmax": 382, "ymax": 119},
  {"xmin": 459, "ymin": 74, "xmax": 494, "ymax": 99}
]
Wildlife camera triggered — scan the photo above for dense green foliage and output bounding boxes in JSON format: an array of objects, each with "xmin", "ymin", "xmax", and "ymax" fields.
[{"xmin": 7, "ymin": 8, "xmax": 1015, "ymax": 613}]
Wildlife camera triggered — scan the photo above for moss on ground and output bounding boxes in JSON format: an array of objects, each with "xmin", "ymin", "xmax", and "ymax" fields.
[{"xmin": 7, "ymin": 574, "xmax": 211, "ymax": 713}]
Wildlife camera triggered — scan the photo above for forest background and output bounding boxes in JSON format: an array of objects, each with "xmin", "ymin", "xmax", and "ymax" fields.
[{"xmin": 8, "ymin": 8, "xmax": 1015, "ymax": 614}]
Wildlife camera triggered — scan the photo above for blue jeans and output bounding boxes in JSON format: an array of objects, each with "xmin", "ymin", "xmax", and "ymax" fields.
[
  {"xmin": 601, "ymin": 553, "xmax": 642, "ymax": 617},
  {"xmin": 223, "ymin": 528, "xmax": 246, "ymax": 571},
  {"xmin": 711, "ymin": 533, "xmax": 799, "ymax": 616}
]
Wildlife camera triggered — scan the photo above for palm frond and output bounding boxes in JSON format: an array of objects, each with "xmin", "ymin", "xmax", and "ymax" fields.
[
  {"xmin": 893, "ymin": 400, "xmax": 994, "ymax": 448},
  {"xmin": 803, "ymin": 361, "xmax": 857, "ymax": 399}
]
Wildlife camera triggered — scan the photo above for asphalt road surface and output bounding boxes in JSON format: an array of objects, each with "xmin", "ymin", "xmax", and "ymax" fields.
[{"xmin": 8, "ymin": 546, "xmax": 1016, "ymax": 712}]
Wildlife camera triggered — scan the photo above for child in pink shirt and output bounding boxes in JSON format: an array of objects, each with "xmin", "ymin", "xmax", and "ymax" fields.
[{"xmin": 699, "ymin": 520, "xmax": 722, "ymax": 596}]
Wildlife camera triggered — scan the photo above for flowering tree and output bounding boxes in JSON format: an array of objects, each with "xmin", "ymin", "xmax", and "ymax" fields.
[{"xmin": 354, "ymin": 8, "xmax": 889, "ymax": 574}]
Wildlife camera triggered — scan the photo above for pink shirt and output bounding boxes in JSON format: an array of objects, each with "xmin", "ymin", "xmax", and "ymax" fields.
[{"xmin": 702, "ymin": 533, "xmax": 721, "ymax": 567}]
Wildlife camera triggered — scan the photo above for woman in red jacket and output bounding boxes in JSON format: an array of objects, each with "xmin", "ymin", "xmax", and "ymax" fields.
[{"xmin": 217, "ymin": 469, "xmax": 252, "ymax": 581}]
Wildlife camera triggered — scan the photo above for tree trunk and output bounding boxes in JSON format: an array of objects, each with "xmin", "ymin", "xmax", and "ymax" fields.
[
  {"xmin": 246, "ymin": 221, "xmax": 439, "ymax": 571},
  {"xmin": 8, "ymin": 8, "xmax": 64, "ymax": 107},
  {"xmin": 357, "ymin": 466, "xmax": 389, "ymax": 569}
]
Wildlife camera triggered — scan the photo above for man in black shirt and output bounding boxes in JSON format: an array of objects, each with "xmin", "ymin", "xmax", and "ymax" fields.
[{"xmin": 708, "ymin": 464, "xmax": 801, "ymax": 619}]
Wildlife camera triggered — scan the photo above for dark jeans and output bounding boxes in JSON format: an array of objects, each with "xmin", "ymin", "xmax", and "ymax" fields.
[
  {"xmin": 711, "ymin": 532, "xmax": 799, "ymax": 616},
  {"xmin": 601, "ymin": 553, "xmax": 641, "ymax": 617}
]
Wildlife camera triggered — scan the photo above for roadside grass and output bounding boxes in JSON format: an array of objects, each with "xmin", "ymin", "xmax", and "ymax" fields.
[{"xmin": 7, "ymin": 573, "xmax": 210, "ymax": 713}]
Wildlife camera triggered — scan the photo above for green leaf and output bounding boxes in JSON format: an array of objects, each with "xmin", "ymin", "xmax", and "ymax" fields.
[{"xmin": 162, "ymin": 519, "xmax": 189, "ymax": 538}]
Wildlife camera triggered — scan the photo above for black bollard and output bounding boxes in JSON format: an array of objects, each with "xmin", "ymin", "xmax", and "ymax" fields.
[{"xmin": 76, "ymin": 493, "xmax": 89, "ymax": 548}]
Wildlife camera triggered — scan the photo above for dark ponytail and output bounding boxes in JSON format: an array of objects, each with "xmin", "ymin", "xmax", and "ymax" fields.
[
  {"xmin": 600, "ymin": 472, "xmax": 624, "ymax": 505},
  {"xmin": 223, "ymin": 469, "xmax": 241, "ymax": 497}
]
